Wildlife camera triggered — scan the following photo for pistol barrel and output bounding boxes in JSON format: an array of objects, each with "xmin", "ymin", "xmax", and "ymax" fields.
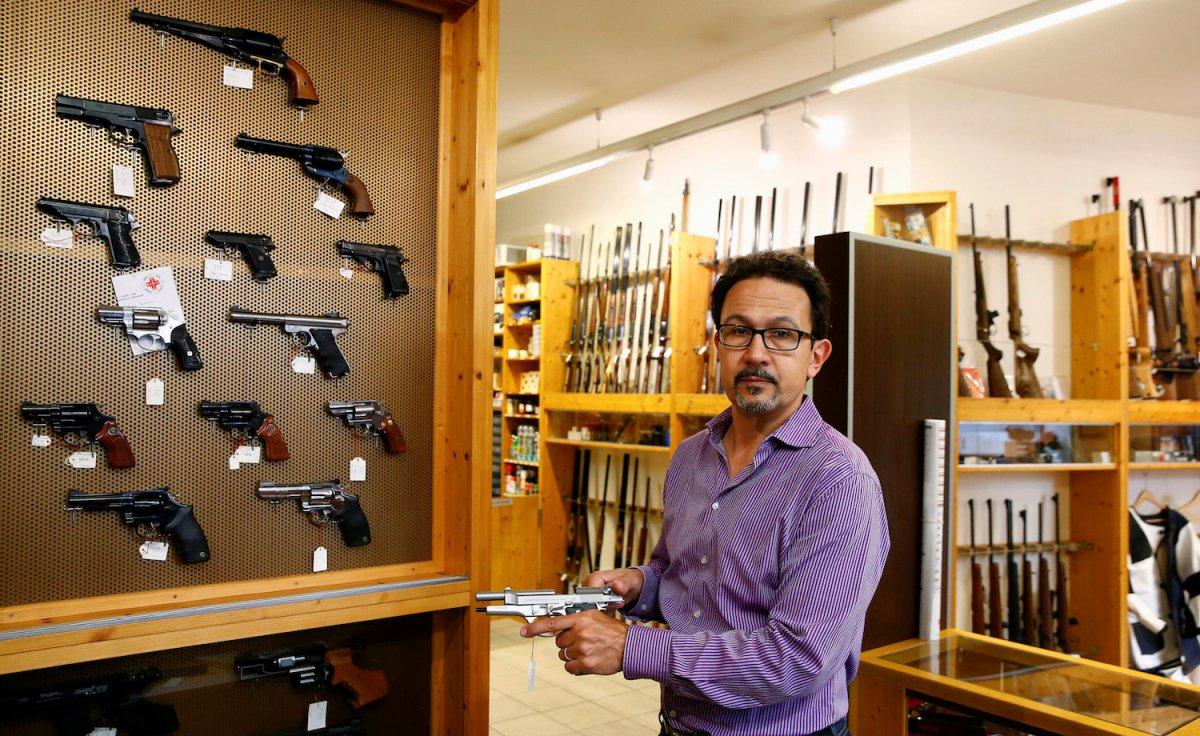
[{"xmin": 229, "ymin": 306, "xmax": 349, "ymax": 330}]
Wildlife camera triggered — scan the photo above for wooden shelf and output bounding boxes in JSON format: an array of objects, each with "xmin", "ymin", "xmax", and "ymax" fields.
[
  {"xmin": 545, "ymin": 438, "xmax": 671, "ymax": 454},
  {"xmin": 505, "ymin": 355, "xmax": 540, "ymax": 362},
  {"xmin": 543, "ymin": 392, "xmax": 671, "ymax": 414},
  {"xmin": 506, "ymin": 297, "xmax": 541, "ymax": 306},
  {"xmin": 1128, "ymin": 462, "xmax": 1200, "ymax": 471},
  {"xmin": 504, "ymin": 413, "xmax": 539, "ymax": 420},
  {"xmin": 505, "ymin": 260, "xmax": 543, "ymax": 273},
  {"xmin": 504, "ymin": 458, "xmax": 539, "ymax": 467},
  {"xmin": 957, "ymin": 462, "xmax": 1117, "ymax": 474},
  {"xmin": 1126, "ymin": 401, "xmax": 1200, "ymax": 423},
  {"xmin": 506, "ymin": 321, "xmax": 538, "ymax": 329},
  {"xmin": 956, "ymin": 234, "xmax": 1092, "ymax": 256},
  {"xmin": 956, "ymin": 398, "xmax": 1122, "ymax": 424}
]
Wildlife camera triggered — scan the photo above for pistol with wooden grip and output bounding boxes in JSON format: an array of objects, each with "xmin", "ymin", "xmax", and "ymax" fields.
[
  {"xmin": 200, "ymin": 401, "xmax": 290, "ymax": 461},
  {"xmin": 21, "ymin": 401, "xmax": 135, "ymax": 469},
  {"xmin": 235, "ymin": 133, "xmax": 373, "ymax": 218},
  {"xmin": 55, "ymin": 94, "xmax": 181, "ymax": 186},
  {"xmin": 327, "ymin": 401, "xmax": 406, "ymax": 454}
]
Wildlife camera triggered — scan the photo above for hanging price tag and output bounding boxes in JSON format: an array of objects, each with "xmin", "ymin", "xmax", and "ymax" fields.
[
  {"xmin": 145, "ymin": 377, "xmax": 164, "ymax": 405},
  {"xmin": 112, "ymin": 164, "xmax": 136, "ymax": 198},
  {"xmin": 349, "ymin": 456, "xmax": 366, "ymax": 482},
  {"xmin": 312, "ymin": 545, "xmax": 328, "ymax": 573},
  {"xmin": 307, "ymin": 701, "xmax": 328, "ymax": 731},
  {"xmin": 339, "ymin": 267, "xmax": 354, "ymax": 280},
  {"xmin": 222, "ymin": 65, "xmax": 254, "ymax": 90},
  {"xmin": 234, "ymin": 444, "xmax": 262, "ymax": 464},
  {"xmin": 313, "ymin": 191, "xmax": 345, "ymax": 219},
  {"xmin": 87, "ymin": 729, "xmax": 118, "ymax": 736},
  {"xmin": 291, "ymin": 355, "xmax": 317, "ymax": 374},
  {"xmin": 228, "ymin": 454, "xmax": 241, "ymax": 471},
  {"xmin": 31, "ymin": 434, "xmax": 51, "ymax": 447},
  {"xmin": 67, "ymin": 451, "xmax": 98, "ymax": 469},
  {"xmin": 139, "ymin": 540, "xmax": 169, "ymax": 562},
  {"xmin": 204, "ymin": 258, "xmax": 234, "ymax": 281},
  {"xmin": 41, "ymin": 227, "xmax": 74, "ymax": 249}
]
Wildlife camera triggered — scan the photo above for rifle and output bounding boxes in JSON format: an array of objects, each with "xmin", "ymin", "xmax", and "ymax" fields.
[
  {"xmin": 561, "ymin": 448, "xmax": 584, "ymax": 588},
  {"xmin": 1038, "ymin": 502, "xmax": 1054, "ymax": 648},
  {"xmin": 1005, "ymin": 206, "xmax": 1043, "ymax": 397},
  {"xmin": 623, "ymin": 457, "xmax": 640, "ymax": 566},
  {"xmin": 1053, "ymin": 493, "xmax": 1072, "ymax": 651},
  {"xmin": 0, "ymin": 666, "xmax": 178, "ymax": 736},
  {"xmin": 752, "ymin": 195, "xmax": 763, "ymax": 254},
  {"xmin": 593, "ymin": 455, "xmax": 611, "ymax": 571},
  {"xmin": 832, "ymin": 172, "xmax": 844, "ymax": 233},
  {"xmin": 970, "ymin": 204, "xmax": 1012, "ymax": 398},
  {"xmin": 613, "ymin": 454, "xmax": 631, "ymax": 568},
  {"xmin": 1166, "ymin": 196, "xmax": 1200, "ymax": 398},
  {"xmin": 767, "ymin": 187, "xmax": 777, "ymax": 251},
  {"xmin": 799, "ymin": 182, "xmax": 811, "ymax": 248},
  {"xmin": 572, "ymin": 451, "xmax": 594, "ymax": 583},
  {"xmin": 626, "ymin": 233, "xmax": 650, "ymax": 393},
  {"xmin": 1020, "ymin": 508, "xmax": 1035, "ymax": 645},
  {"xmin": 653, "ymin": 232, "xmax": 673, "ymax": 393},
  {"xmin": 986, "ymin": 500, "xmax": 1003, "ymax": 638},
  {"xmin": 635, "ymin": 476, "xmax": 651, "ymax": 566},
  {"xmin": 1139, "ymin": 200, "xmax": 1179, "ymax": 395},
  {"xmin": 681, "ymin": 179, "xmax": 691, "ymax": 232},
  {"xmin": 968, "ymin": 499, "xmax": 986, "ymax": 634},
  {"xmin": 563, "ymin": 233, "xmax": 591, "ymax": 390},
  {"xmin": 1129, "ymin": 199, "xmax": 1160, "ymax": 398},
  {"xmin": 615, "ymin": 226, "xmax": 642, "ymax": 392},
  {"xmin": 1005, "ymin": 499, "xmax": 1021, "ymax": 642}
]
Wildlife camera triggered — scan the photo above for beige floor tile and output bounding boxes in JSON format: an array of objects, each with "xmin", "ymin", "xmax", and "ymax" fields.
[
  {"xmin": 491, "ymin": 712, "xmax": 576, "ymax": 736},
  {"xmin": 560, "ymin": 674, "xmax": 634, "ymax": 700},
  {"xmin": 491, "ymin": 729, "xmax": 504, "ymax": 736},
  {"xmin": 535, "ymin": 661, "xmax": 580, "ymax": 686},
  {"xmin": 494, "ymin": 645, "xmax": 539, "ymax": 669},
  {"xmin": 593, "ymin": 689, "xmax": 662, "ymax": 716},
  {"xmin": 576, "ymin": 717, "xmax": 660, "ymax": 736},
  {"xmin": 511, "ymin": 684, "xmax": 585, "ymax": 712},
  {"xmin": 492, "ymin": 661, "xmax": 537, "ymax": 697},
  {"xmin": 490, "ymin": 692, "xmax": 537, "ymax": 723},
  {"xmin": 544, "ymin": 700, "xmax": 625, "ymax": 729}
]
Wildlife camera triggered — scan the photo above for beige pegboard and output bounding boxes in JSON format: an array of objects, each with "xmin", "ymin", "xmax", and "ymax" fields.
[{"xmin": 0, "ymin": 0, "xmax": 440, "ymax": 605}]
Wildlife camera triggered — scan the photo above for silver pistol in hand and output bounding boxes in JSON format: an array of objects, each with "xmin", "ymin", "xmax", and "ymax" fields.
[{"xmin": 474, "ymin": 586, "xmax": 625, "ymax": 623}]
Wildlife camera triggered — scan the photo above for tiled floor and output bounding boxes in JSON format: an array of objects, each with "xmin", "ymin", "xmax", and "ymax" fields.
[{"xmin": 490, "ymin": 620, "xmax": 662, "ymax": 736}]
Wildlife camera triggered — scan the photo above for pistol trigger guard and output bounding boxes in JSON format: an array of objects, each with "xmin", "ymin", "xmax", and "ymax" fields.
[{"xmin": 134, "ymin": 522, "xmax": 159, "ymax": 540}]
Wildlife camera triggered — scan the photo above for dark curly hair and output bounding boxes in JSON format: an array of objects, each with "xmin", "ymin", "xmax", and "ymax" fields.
[{"xmin": 710, "ymin": 251, "xmax": 831, "ymax": 340}]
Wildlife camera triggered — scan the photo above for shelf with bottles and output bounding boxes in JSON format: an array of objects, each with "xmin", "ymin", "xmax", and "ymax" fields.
[
  {"xmin": 1129, "ymin": 423, "xmax": 1200, "ymax": 466},
  {"xmin": 544, "ymin": 410, "xmax": 670, "ymax": 454},
  {"xmin": 502, "ymin": 327, "xmax": 541, "ymax": 361},
  {"xmin": 958, "ymin": 421, "xmax": 1116, "ymax": 471},
  {"xmin": 506, "ymin": 269, "xmax": 541, "ymax": 304},
  {"xmin": 507, "ymin": 424, "xmax": 540, "ymax": 465},
  {"xmin": 501, "ymin": 461, "xmax": 539, "ymax": 496},
  {"xmin": 502, "ymin": 394, "xmax": 539, "ymax": 420}
]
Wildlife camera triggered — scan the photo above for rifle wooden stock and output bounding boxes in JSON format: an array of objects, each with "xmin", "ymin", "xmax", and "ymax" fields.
[
  {"xmin": 1005, "ymin": 206, "xmax": 1042, "ymax": 398},
  {"xmin": 1053, "ymin": 493, "xmax": 1071, "ymax": 651},
  {"xmin": 970, "ymin": 204, "xmax": 1012, "ymax": 398},
  {"xmin": 967, "ymin": 499, "xmax": 985, "ymax": 634},
  {"xmin": 1005, "ymin": 499, "xmax": 1021, "ymax": 642},
  {"xmin": 1129, "ymin": 201, "xmax": 1161, "ymax": 398},
  {"xmin": 1038, "ymin": 553, "xmax": 1053, "ymax": 648}
]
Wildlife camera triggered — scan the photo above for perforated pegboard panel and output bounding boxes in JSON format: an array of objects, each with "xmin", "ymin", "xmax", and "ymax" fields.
[
  {"xmin": 0, "ymin": 614, "xmax": 432, "ymax": 735},
  {"xmin": 0, "ymin": 0, "xmax": 440, "ymax": 605}
]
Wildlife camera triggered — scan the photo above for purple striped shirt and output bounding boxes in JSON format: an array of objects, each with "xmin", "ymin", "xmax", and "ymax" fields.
[{"xmin": 623, "ymin": 397, "xmax": 889, "ymax": 735}]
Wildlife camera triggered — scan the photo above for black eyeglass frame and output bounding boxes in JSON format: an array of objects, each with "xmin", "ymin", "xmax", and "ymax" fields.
[{"xmin": 716, "ymin": 323, "xmax": 814, "ymax": 352}]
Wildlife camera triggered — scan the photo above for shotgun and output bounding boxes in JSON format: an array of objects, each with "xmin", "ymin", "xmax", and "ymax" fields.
[
  {"xmin": 971, "ymin": 203, "xmax": 1012, "ymax": 398},
  {"xmin": 623, "ymin": 457, "xmax": 640, "ymax": 567},
  {"xmin": 1005, "ymin": 206, "xmax": 1043, "ymax": 398},
  {"xmin": 987, "ymin": 499, "xmax": 1003, "ymax": 638},
  {"xmin": 1005, "ymin": 499, "xmax": 1021, "ymax": 642},
  {"xmin": 1038, "ymin": 502, "xmax": 1054, "ymax": 649},
  {"xmin": 560, "ymin": 449, "xmax": 584, "ymax": 588},
  {"xmin": 613, "ymin": 454, "xmax": 631, "ymax": 568},
  {"xmin": 1021, "ymin": 508, "xmax": 1035, "ymax": 645},
  {"xmin": 1167, "ymin": 196, "xmax": 1200, "ymax": 398},
  {"xmin": 968, "ymin": 499, "xmax": 986, "ymax": 634},
  {"xmin": 593, "ymin": 455, "xmax": 611, "ymax": 571},
  {"xmin": 1053, "ymin": 493, "xmax": 1072, "ymax": 651},
  {"xmin": 1129, "ymin": 199, "xmax": 1160, "ymax": 398},
  {"xmin": 635, "ymin": 476, "xmax": 651, "ymax": 566}
]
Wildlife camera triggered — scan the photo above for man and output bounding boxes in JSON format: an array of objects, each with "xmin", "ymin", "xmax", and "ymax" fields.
[{"xmin": 522, "ymin": 251, "xmax": 890, "ymax": 736}]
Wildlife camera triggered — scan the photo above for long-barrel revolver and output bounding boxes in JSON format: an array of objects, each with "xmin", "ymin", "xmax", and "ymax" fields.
[
  {"xmin": 21, "ymin": 401, "xmax": 135, "ymax": 469},
  {"xmin": 328, "ymin": 401, "xmax": 406, "ymax": 454},
  {"xmin": 55, "ymin": 94, "xmax": 181, "ymax": 186},
  {"xmin": 256, "ymin": 480, "xmax": 371, "ymax": 547},
  {"xmin": 206, "ymin": 230, "xmax": 278, "ymax": 282},
  {"xmin": 67, "ymin": 487, "xmax": 210, "ymax": 563},
  {"xmin": 36, "ymin": 197, "xmax": 141, "ymax": 269},
  {"xmin": 200, "ymin": 401, "xmax": 289, "ymax": 461},
  {"xmin": 229, "ymin": 306, "xmax": 351, "ymax": 378},
  {"xmin": 98, "ymin": 305, "xmax": 203, "ymax": 371},
  {"xmin": 475, "ymin": 586, "xmax": 625, "ymax": 623},
  {"xmin": 337, "ymin": 241, "xmax": 410, "ymax": 298},
  {"xmin": 235, "ymin": 133, "xmax": 373, "ymax": 217},
  {"xmin": 130, "ymin": 7, "xmax": 318, "ymax": 108}
]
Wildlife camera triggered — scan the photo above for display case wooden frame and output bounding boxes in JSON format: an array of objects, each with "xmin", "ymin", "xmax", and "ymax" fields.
[{"xmin": 0, "ymin": 1, "xmax": 497, "ymax": 733}]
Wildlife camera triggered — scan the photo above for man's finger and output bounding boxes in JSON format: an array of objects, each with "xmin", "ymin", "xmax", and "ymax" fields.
[
  {"xmin": 521, "ymin": 613, "xmax": 578, "ymax": 638},
  {"xmin": 555, "ymin": 627, "xmax": 578, "ymax": 649},
  {"xmin": 564, "ymin": 658, "xmax": 586, "ymax": 676}
]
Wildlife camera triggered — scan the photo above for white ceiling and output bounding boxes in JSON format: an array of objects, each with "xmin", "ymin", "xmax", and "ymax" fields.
[{"xmin": 498, "ymin": 0, "xmax": 1200, "ymax": 177}]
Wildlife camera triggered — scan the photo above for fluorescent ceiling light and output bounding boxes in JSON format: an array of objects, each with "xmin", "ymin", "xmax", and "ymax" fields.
[
  {"xmin": 830, "ymin": 0, "xmax": 1131, "ymax": 94},
  {"xmin": 496, "ymin": 155, "xmax": 617, "ymax": 199}
]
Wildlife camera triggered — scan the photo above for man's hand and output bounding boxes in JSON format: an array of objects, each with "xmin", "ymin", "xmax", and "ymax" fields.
[
  {"xmin": 521, "ymin": 611, "xmax": 629, "ymax": 675},
  {"xmin": 583, "ymin": 567, "xmax": 645, "ymax": 609}
]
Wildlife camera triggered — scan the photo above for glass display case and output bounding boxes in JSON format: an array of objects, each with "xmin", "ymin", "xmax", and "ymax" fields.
[
  {"xmin": 959, "ymin": 422, "xmax": 1116, "ymax": 468},
  {"xmin": 1130, "ymin": 424, "xmax": 1200, "ymax": 466}
]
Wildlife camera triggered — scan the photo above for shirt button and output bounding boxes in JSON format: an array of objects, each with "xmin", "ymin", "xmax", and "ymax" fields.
[
  {"xmin": 670, "ymin": 710, "xmax": 678, "ymax": 718},
  {"xmin": 693, "ymin": 609, "xmax": 702, "ymax": 619},
  {"xmin": 641, "ymin": 604, "xmax": 648, "ymax": 611},
  {"xmin": 700, "ymin": 556, "xmax": 708, "ymax": 565},
  {"xmin": 711, "ymin": 502, "xmax": 719, "ymax": 510}
]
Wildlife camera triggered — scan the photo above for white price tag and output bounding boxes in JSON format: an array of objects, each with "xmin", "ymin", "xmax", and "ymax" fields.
[
  {"xmin": 112, "ymin": 164, "xmax": 136, "ymax": 198},
  {"xmin": 67, "ymin": 451, "xmax": 97, "ymax": 469},
  {"xmin": 291, "ymin": 355, "xmax": 317, "ymax": 374},
  {"xmin": 307, "ymin": 700, "xmax": 328, "ymax": 731},
  {"xmin": 339, "ymin": 268, "xmax": 354, "ymax": 280},
  {"xmin": 234, "ymin": 444, "xmax": 262, "ymax": 464},
  {"xmin": 139, "ymin": 540, "xmax": 170, "ymax": 562},
  {"xmin": 313, "ymin": 191, "xmax": 345, "ymax": 219},
  {"xmin": 204, "ymin": 258, "xmax": 234, "ymax": 281},
  {"xmin": 313, "ymin": 545, "xmax": 328, "ymax": 573},
  {"xmin": 41, "ymin": 227, "xmax": 74, "ymax": 249},
  {"xmin": 222, "ymin": 64, "xmax": 255, "ymax": 90},
  {"xmin": 145, "ymin": 377, "xmax": 164, "ymax": 405},
  {"xmin": 349, "ymin": 456, "xmax": 366, "ymax": 482},
  {"xmin": 31, "ymin": 434, "xmax": 51, "ymax": 448},
  {"xmin": 87, "ymin": 729, "xmax": 118, "ymax": 736},
  {"xmin": 228, "ymin": 454, "xmax": 240, "ymax": 471}
]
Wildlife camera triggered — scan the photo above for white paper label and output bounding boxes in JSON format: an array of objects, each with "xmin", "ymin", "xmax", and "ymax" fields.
[
  {"xmin": 112, "ymin": 164, "xmax": 136, "ymax": 198},
  {"xmin": 31, "ymin": 434, "xmax": 51, "ymax": 448},
  {"xmin": 228, "ymin": 454, "xmax": 240, "ymax": 471},
  {"xmin": 67, "ymin": 451, "xmax": 97, "ymax": 469},
  {"xmin": 339, "ymin": 268, "xmax": 354, "ymax": 280},
  {"xmin": 291, "ymin": 355, "xmax": 317, "ymax": 374},
  {"xmin": 349, "ymin": 456, "xmax": 366, "ymax": 482},
  {"xmin": 145, "ymin": 377, "xmax": 164, "ymax": 405},
  {"xmin": 313, "ymin": 191, "xmax": 345, "ymax": 219},
  {"xmin": 204, "ymin": 258, "xmax": 234, "ymax": 281},
  {"xmin": 307, "ymin": 701, "xmax": 328, "ymax": 731},
  {"xmin": 139, "ymin": 540, "xmax": 169, "ymax": 562},
  {"xmin": 41, "ymin": 227, "xmax": 74, "ymax": 249},
  {"xmin": 313, "ymin": 545, "xmax": 328, "ymax": 573},
  {"xmin": 222, "ymin": 64, "xmax": 255, "ymax": 90},
  {"xmin": 87, "ymin": 729, "xmax": 118, "ymax": 736},
  {"xmin": 234, "ymin": 444, "xmax": 262, "ymax": 464}
]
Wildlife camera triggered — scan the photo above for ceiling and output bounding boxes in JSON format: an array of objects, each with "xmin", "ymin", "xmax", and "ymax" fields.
[{"xmin": 498, "ymin": 0, "xmax": 1199, "ymax": 174}]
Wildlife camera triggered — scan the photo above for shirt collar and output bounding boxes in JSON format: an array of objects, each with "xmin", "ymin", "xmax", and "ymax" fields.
[{"xmin": 705, "ymin": 395, "xmax": 822, "ymax": 450}]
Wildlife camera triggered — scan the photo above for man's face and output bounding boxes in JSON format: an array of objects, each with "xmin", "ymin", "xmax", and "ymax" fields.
[{"xmin": 716, "ymin": 277, "xmax": 832, "ymax": 418}]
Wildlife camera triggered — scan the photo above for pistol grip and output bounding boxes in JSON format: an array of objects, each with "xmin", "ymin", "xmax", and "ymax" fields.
[
  {"xmin": 142, "ymin": 121, "xmax": 181, "ymax": 186},
  {"xmin": 96, "ymin": 420, "xmax": 135, "ymax": 469},
  {"xmin": 382, "ymin": 256, "xmax": 410, "ymax": 298},
  {"xmin": 100, "ymin": 220, "xmax": 142, "ymax": 270},
  {"xmin": 342, "ymin": 172, "xmax": 374, "ymax": 218},
  {"xmin": 257, "ymin": 415, "xmax": 291, "ymax": 461},
  {"xmin": 243, "ymin": 245, "xmax": 278, "ymax": 281},
  {"xmin": 169, "ymin": 324, "xmax": 203, "ymax": 371},
  {"xmin": 163, "ymin": 503, "xmax": 210, "ymax": 563},
  {"xmin": 326, "ymin": 648, "xmax": 388, "ymax": 708},
  {"xmin": 284, "ymin": 57, "xmax": 320, "ymax": 107},
  {"xmin": 310, "ymin": 328, "xmax": 350, "ymax": 379},
  {"xmin": 337, "ymin": 497, "xmax": 371, "ymax": 547},
  {"xmin": 377, "ymin": 413, "xmax": 407, "ymax": 454}
]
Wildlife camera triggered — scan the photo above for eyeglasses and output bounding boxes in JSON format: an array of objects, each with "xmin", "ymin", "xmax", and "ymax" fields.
[{"xmin": 716, "ymin": 323, "xmax": 812, "ymax": 351}]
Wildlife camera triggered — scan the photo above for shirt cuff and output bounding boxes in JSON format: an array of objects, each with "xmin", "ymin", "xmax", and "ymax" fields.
[
  {"xmin": 623, "ymin": 623, "xmax": 671, "ymax": 681},
  {"xmin": 624, "ymin": 564, "xmax": 661, "ymax": 620}
]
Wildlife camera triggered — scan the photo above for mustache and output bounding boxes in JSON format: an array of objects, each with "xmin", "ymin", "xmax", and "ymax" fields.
[{"xmin": 735, "ymin": 366, "xmax": 778, "ymax": 385}]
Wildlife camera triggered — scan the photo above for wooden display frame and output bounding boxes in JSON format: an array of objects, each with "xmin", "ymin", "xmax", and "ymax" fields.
[{"xmin": 0, "ymin": 0, "xmax": 497, "ymax": 732}]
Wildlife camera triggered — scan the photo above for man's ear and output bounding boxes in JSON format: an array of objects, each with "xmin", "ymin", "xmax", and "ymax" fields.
[{"xmin": 807, "ymin": 339, "xmax": 832, "ymax": 379}]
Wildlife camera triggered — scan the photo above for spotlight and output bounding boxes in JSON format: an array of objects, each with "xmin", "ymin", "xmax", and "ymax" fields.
[
  {"xmin": 640, "ymin": 148, "xmax": 655, "ymax": 191},
  {"xmin": 800, "ymin": 97, "xmax": 822, "ymax": 130},
  {"xmin": 759, "ymin": 110, "xmax": 778, "ymax": 170}
]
